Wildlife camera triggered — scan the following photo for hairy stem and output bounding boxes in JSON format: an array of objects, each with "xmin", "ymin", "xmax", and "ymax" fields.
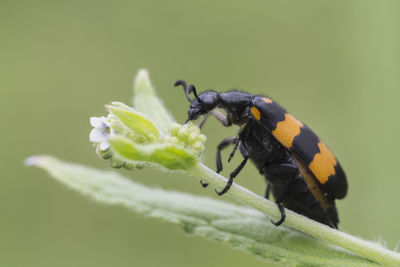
[{"xmin": 190, "ymin": 163, "xmax": 400, "ymax": 267}]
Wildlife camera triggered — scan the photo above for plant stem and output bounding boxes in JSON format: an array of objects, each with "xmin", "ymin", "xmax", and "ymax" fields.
[{"xmin": 190, "ymin": 163, "xmax": 400, "ymax": 267}]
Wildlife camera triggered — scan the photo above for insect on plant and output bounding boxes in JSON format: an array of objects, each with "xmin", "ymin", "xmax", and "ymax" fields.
[{"xmin": 174, "ymin": 80, "xmax": 348, "ymax": 228}]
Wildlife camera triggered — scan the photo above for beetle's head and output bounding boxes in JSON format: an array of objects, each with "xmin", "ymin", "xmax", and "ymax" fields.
[{"xmin": 175, "ymin": 80, "xmax": 219, "ymax": 122}]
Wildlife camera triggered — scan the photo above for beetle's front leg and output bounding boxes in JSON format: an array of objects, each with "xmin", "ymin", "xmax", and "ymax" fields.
[
  {"xmin": 211, "ymin": 109, "xmax": 231, "ymax": 127},
  {"xmin": 198, "ymin": 109, "xmax": 231, "ymax": 130},
  {"xmin": 198, "ymin": 113, "xmax": 209, "ymax": 129},
  {"xmin": 216, "ymin": 136, "xmax": 238, "ymax": 173},
  {"xmin": 199, "ymin": 136, "xmax": 238, "ymax": 188},
  {"xmin": 216, "ymin": 143, "xmax": 249, "ymax": 196}
]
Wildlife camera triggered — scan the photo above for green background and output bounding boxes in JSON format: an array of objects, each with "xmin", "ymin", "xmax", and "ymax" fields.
[{"xmin": 1, "ymin": 1, "xmax": 400, "ymax": 266}]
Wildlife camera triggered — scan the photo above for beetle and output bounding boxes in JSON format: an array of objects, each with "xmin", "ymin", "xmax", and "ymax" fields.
[{"xmin": 174, "ymin": 80, "xmax": 348, "ymax": 228}]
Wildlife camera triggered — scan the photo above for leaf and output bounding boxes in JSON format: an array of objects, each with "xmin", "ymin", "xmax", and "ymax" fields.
[
  {"xmin": 27, "ymin": 156, "xmax": 381, "ymax": 267},
  {"xmin": 132, "ymin": 69, "xmax": 175, "ymax": 134},
  {"xmin": 109, "ymin": 136, "xmax": 197, "ymax": 170},
  {"xmin": 106, "ymin": 102, "xmax": 161, "ymax": 142}
]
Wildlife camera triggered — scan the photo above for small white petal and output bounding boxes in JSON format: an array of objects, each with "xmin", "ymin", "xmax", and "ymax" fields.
[
  {"xmin": 89, "ymin": 129, "xmax": 104, "ymax": 142},
  {"xmin": 90, "ymin": 117, "xmax": 102, "ymax": 127},
  {"xmin": 99, "ymin": 141, "xmax": 110, "ymax": 151}
]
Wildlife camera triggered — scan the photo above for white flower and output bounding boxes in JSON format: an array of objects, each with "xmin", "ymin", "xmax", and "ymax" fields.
[{"xmin": 89, "ymin": 117, "xmax": 115, "ymax": 151}]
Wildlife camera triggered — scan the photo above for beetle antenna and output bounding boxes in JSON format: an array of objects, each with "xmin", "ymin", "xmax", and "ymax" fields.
[
  {"xmin": 174, "ymin": 80, "xmax": 193, "ymax": 103},
  {"xmin": 189, "ymin": 84, "xmax": 202, "ymax": 103}
]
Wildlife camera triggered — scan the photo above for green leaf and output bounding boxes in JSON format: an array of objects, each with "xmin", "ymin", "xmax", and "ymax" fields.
[
  {"xmin": 133, "ymin": 69, "xmax": 175, "ymax": 134},
  {"xmin": 109, "ymin": 136, "xmax": 197, "ymax": 170},
  {"xmin": 27, "ymin": 156, "xmax": 382, "ymax": 267},
  {"xmin": 106, "ymin": 102, "xmax": 161, "ymax": 142}
]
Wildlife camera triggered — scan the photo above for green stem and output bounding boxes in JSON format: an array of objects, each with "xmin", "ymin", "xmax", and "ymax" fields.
[{"xmin": 190, "ymin": 163, "xmax": 400, "ymax": 267}]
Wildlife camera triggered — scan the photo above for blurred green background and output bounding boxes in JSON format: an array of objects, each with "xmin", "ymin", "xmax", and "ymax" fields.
[{"xmin": 1, "ymin": 0, "xmax": 400, "ymax": 266}]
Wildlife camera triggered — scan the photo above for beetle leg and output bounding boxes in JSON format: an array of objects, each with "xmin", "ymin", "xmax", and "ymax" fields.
[
  {"xmin": 227, "ymin": 138, "xmax": 240, "ymax": 163},
  {"xmin": 265, "ymin": 183, "xmax": 271, "ymax": 199},
  {"xmin": 198, "ymin": 136, "xmax": 236, "ymax": 189},
  {"xmin": 271, "ymin": 203, "xmax": 286, "ymax": 226},
  {"xmin": 198, "ymin": 113, "xmax": 209, "ymax": 129},
  {"xmin": 216, "ymin": 156, "xmax": 249, "ymax": 196},
  {"xmin": 210, "ymin": 109, "xmax": 231, "ymax": 127},
  {"xmin": 216, "ymin": 137, "xmax": 237, "ymax": 173},
  {"xmin": 216, "ymin": 143, "xmax": 249, "ymax": 196},
  {"xmin": 270, "ymin": 185, "xmax": 291, "ymax": 226},
  {"xmin": 263, "ymin": 161, "xmax": 298, "ymax": 226},
  {"xmin": 199, "ymin": 180, "xmax": 209, "ymax": 188}
]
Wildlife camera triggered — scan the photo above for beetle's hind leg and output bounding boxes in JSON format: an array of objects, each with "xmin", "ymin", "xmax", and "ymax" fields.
[
  {"xmin": 265, "ymin": 183, "xmax": 271, "ymax": 199},
  {"xmin": 270, "ymin": 186, "xmax": 290, "ymax": 226},
  {"xmin": 272, "ymin": 203, "xmax": 286, "ymax": 226},
  {"xmin": 263, "ymin": 162, "xmax": 298, "ymax": 226}
]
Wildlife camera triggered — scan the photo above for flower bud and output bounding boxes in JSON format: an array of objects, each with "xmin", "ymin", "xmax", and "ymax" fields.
[{"xmin": 90, "ymin": 104, "xmax": 206, "ymax": 171}]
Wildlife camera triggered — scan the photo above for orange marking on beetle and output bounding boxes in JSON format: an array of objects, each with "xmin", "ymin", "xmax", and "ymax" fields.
[
  {"xmin": 251, "ymin": 107, "xmax": 261, "ymax": 120},
  {"xmin": 272, "ymin": 113, "xmax": 303, "ymax": 148},
  {"xmin": 262, "ymin": 97, "xmax": 272, "ymax": 104},
  {"xmin": 309, "ymin": 142, "xmax": 337, "ymax": 184}
]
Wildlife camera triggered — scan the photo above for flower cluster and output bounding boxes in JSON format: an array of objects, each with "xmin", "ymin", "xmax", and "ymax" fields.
[
  {"xmin": 166, "ymin": 123, "xmax": 206, "ymax": 158},
  {"xmin": 89, "ymin": 102, "xmax": 206, "ymax": 170}
]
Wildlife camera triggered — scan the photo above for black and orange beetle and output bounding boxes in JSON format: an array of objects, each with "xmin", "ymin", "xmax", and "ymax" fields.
[{"xmin": 175, "ymin": 80, "xmax": 348, "ymax": 228}]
